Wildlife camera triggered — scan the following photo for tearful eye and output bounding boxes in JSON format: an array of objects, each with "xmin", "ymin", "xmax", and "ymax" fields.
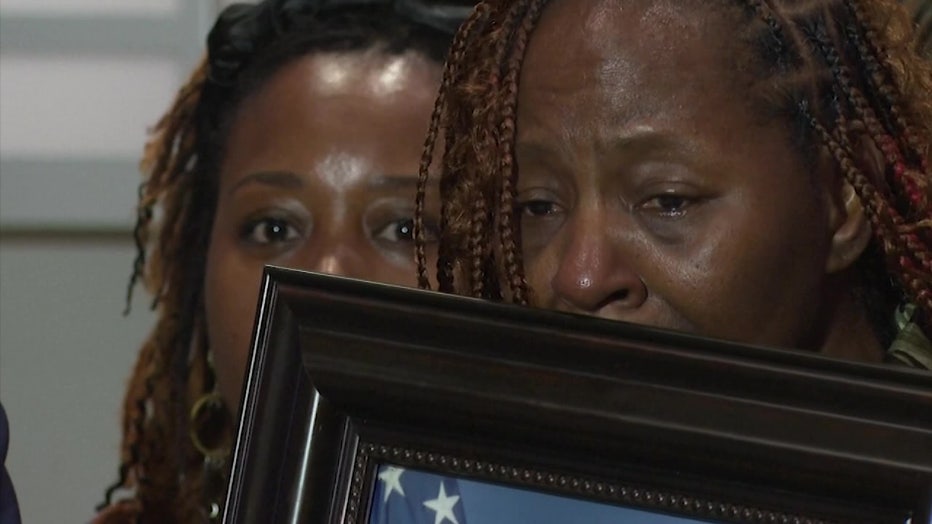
[
  {"xmin": 518, "ymin": 199, "xmax": 562, "ymax": 217},
  {"xmin": 641, "ymin": 194, "xmax": 692, "ymax": 217},
  {"xmin": 242, "ymin": 217, "xmax": 301, "ymax": 245}
]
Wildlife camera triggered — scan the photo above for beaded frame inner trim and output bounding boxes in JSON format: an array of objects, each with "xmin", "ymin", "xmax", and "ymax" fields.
[{"xmin": 344, "ymin": 442, "xmax": 849, "ymax": 524}]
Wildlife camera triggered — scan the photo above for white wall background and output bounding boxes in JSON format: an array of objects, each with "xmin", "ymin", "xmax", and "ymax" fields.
[{"xmin": 0, "ymin": 1, "xmax": 220, "ymax": 521}]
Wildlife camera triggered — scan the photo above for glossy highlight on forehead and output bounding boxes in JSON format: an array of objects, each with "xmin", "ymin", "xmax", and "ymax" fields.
[{"xmin": 308, "ymin": 48, "xmax": 441, "ymax": 97}]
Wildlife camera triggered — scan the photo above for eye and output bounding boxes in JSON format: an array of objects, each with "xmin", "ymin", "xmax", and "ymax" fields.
[
  {"xmin": 639, "ymin": 194, "xmax": 692, "ymax": 218},
  {"xmin": 373, "ymin": 217, "xmax": 439, "ymax": 243},
  {"xmin": 517, "ymin": 199, "xmax": 563, "ymax": 217},
  {"xmin": 241, "ymin": 217, "xmax": 301, "ymax": 245}
]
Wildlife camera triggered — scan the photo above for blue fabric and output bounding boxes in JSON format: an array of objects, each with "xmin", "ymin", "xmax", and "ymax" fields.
[
  {"xmin": 0, "ymin": 403, "xmax": 22, "ymax": 524},
  {"xmin": 369, "ymin": 465, "xmax": 704, "ymax": 524},
  {"xmin": 371, "ymin": 466, "xmax": 468, "ymax": 524}
]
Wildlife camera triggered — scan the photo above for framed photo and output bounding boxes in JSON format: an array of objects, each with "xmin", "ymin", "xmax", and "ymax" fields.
[{"xmin": 223, "ymin": 267, "xmax": 932, "ymax": 524}]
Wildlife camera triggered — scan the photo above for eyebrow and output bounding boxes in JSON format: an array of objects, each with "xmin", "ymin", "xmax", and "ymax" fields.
[
  {"xmin": 514, "ymin": 140, "xmax": 556, "ymax": 159},
  {"xmin": 516, "ymin": 131, "xmax": 693, "ymax": 161},
  {"xmin": 603, "ymin": 133, "xmax": 692, "ymax": 154},
  {"xmin": 228, "ymin": 171, "xmax": 304, "ymax": 196},
  {"xmin": 228, "ymin": 171, "xmax": 430, "ymax": 196},
  {"xmin": 366, "ymin": 174, "xmax": 421, "ymax": 189}
]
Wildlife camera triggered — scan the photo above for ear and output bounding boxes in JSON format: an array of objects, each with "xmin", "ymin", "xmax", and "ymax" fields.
[
  {"xmin": 823, "ymin": 126, "xmax": 883, "ymax": 274},
  {"xmin": 825, "ymin": 179, "xmax": 873, "ymax": 274}
]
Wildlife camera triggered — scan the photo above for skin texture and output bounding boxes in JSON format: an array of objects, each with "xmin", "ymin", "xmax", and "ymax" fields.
[
  {"xmin": 205, "ymin": 50, "xmax": 441, "ymax": 410},
  {"xmin": 515, "ymin": 0, "xmax": 882, "ymax": 360}
]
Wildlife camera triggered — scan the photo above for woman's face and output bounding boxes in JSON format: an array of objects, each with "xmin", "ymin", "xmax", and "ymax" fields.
[
  {"xmin": 515, "ymin": 0, "xmax": 875, "ymax": 355},
  {"xmin": 205, "ymin": 50, "xmax": 441, "ymax": 410}
]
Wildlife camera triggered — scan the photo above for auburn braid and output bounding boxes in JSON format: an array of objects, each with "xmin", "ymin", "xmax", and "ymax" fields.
[
  {"xmin": 417, "ymin": 0, "xmax": 552, "ymax": 299},
  {"xmin": 844, "ymin": 0, "xmax": 927, "ymax": 159},
  {"xmin": 802, "ymin": 12, "xmax": 931, "ymax": 274},
  {"xmin": 415, "ymin": 5, "xmax": 492, "ymax": 291},
  {"xmin": 494, "ymin": 0, "xmax": 548, "ymax": 305},
  {"xmin": 97, "ymin": 55, "xmax": 214, "ymax": 524},
  {"xmin": 468, "ymin": 0, "xmax": 540, "ymax": 299},
  {"xmin": 738, "ymin": 0, "xmax": 931, "ymax": 331},
  {"xmin": 462, "ymin": 1, "xmax": 527, "ymax": 299}
]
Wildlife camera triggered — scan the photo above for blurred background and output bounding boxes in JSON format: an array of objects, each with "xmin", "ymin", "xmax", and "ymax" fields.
[{"xmin": 0, "ymin": 0, "xmax": 238, "ymax": 521}]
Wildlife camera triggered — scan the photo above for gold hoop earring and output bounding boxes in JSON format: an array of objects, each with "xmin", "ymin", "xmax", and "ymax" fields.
[{"xmin": 190, "ymin": 390, "xmax": 233, "ymax": 521}]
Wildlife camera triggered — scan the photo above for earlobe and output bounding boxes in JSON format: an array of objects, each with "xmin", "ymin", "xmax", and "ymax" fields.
[{"xmin": 826, "ymin": 180, "xmax": 873, "ymax": 273}]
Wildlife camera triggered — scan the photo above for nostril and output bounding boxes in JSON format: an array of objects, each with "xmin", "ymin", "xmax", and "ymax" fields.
[{"xmin": 595, "ymin": 289, "xmax": 629, "ymax": 310}]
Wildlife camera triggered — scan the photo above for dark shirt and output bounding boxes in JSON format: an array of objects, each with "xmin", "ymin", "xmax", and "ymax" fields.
[{"xmin": 0, "ymin": 403, "xmax": 22, "ymax": 524}]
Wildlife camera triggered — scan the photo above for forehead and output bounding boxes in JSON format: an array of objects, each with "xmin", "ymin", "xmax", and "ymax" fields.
[
  {"xmin": 242, "ymin": 49, "xmax": 442, "ymax": 113},
  {"xmin": 286, "ymin": 49, "xmax": 442, "ymax": 99},
  {"xmin": 527, "ymin": 0, "xmax": 738, "ymax": 76},
  {"xmin": 226, "ymin": 50, "xmax": 442, "ymax": 155},
  {"xmin": 218, "ymin": 50, "xmax": 441, "ymax": 184},
  {"xmin": 520, "ymin": 0, "xmax": 749, "ymax": 131}
]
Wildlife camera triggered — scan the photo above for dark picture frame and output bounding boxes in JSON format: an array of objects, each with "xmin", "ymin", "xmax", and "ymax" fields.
[{"xmin": 222, "ymin": 267, "xmax": 932, "ymax": 523}]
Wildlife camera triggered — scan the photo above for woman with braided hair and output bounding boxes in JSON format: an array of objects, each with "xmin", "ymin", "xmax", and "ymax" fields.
[
  {"xmin": 94, "ymin": 1, "xmax": 468, "ymax": 522},
  {"xmin": 416, "ymin": 0, "xmax": 932, "ymax": 368}
]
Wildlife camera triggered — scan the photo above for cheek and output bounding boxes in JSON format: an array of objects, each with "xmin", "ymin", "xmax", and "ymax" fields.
[
  {"xmin": 654, "ymin": 203, "xmax": 829, "ymax": 345},
  {"xmin": 369, "ymin": 245, "xmax": 422, "ymax": 282},
  {"xmin": 367, "ymin": 265, "xmax": 420, "ymax": 287},
  {"xmin": 204, "ymin": 236, "xmax": 263, "ymax": 413},
  {"xmin": 524, "ymin": 242, "xmax": 562, "ymax": 306}
]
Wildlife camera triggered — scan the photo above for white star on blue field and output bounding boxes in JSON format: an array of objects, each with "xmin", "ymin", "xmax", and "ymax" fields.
[{"xmin": 371, "ymin": 464, "xmax": 707, "ymax": 524}]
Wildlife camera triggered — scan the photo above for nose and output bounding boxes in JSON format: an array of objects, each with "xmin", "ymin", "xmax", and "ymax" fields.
[
  {"xmin": 302, "ymin": 241, "xmax": 366, "ymax": 279},
  {"xmin": 549, "ymin": 220, "xmax": 647, "ymax": 318}
]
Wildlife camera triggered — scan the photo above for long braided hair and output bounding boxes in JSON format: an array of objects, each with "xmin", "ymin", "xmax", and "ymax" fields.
[
  {"xmin": 415, "ymin": 0, "xmax": 932, "ymax": 343},
  {"xmin": 97, "ymin": 1, "xmax": 466, "ymax": 521}
]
